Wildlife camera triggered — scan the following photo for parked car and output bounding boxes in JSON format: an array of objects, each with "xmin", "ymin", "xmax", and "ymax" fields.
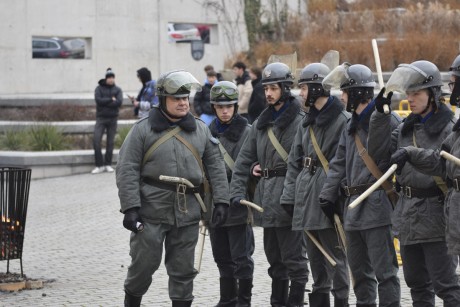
[
  {"xmin": 62, "ymin": 38, "xmax": 85, "ymax": 59},
  {"xmin": 32, "ymin": 37, "xmax": 72, "ymax": 59},
  {"xmin": 168, "ymin": 23, "xmax": 201, "ymax": 43}
]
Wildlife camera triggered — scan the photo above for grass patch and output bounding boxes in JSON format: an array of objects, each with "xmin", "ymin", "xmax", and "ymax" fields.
[{"xmin": 115, "ymin": 125, "xmax": 133, "ymax": 149}]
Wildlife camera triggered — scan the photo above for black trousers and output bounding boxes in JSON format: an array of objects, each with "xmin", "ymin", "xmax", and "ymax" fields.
[
  {"xmin": 209, "ymin": 223, "xmax": 255, "ymax": 279},
  {"xmin": 93, "ymin": 117, "xmax": 117, "ymax": 167}
]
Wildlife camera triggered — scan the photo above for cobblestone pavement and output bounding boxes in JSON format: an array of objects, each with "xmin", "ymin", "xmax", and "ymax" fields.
[{"xmin": 0, "ymin": 172, "xmax": 455, "ymax": 306}]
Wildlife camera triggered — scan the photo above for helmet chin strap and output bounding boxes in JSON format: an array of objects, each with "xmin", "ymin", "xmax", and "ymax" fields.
[
  {"xmin": 160, "ymin": 97, "xmax": 187, "ymax": 120},
  {"xmin": 272, "ymin": 84, "xmax": 291, "ymax": 106}
]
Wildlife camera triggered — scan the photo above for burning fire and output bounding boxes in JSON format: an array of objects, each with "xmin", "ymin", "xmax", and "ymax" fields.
[{"xmin": 1, "ymin": 215, "xmax": 22, "ymax": 259}]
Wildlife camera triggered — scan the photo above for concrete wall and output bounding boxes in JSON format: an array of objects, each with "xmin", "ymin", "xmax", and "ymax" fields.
[{"xmin": 0, "ymin": 0, "xmax": 249, "ymax": 95}]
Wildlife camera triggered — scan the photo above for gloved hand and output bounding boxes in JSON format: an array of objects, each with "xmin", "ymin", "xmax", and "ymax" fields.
[
  {"xmin": 390, "ymin": 148, "xmax": 409, "ymax": 175},
  {"xmin": 230, "ymin": 196, "xmax": 244, "ymax": 208},
  {"xmin": 374, "ymin": 87, "xmax": 393, "ymax": 113},
  {"xmin": 123, "ymin": 208, "xmax": 144, "ymax": 233},
  {"xmin": 319, "ymin": 198, "xmax": 336, "ymax": 224},
  {"xmin": 212, "ymin": 203, "xmax": 229, "ymax": 227},
  {"xmin": 281, "ymin": 204, "xmax": 294, "ymax": 217}
]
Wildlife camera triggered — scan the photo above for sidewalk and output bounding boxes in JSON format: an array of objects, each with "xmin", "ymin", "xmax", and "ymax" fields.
[{"xmin": 0, "ymin": 172, "xmax": 449, "ymax": 306}]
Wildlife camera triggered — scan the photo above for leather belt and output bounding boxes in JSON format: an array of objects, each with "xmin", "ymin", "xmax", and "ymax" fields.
[
  {"xmin": 262, "ymin": 168, "xmax": 287, "ymax": 179},
  {"xmin": 343, "ymin": 183, "xmax": 382, "ymax": 197},
  {"xmin": 302, "ymin": 156, "xmax": 319, "ymax": 174},
  {"xmin": 401, "ymin": 185, "xmax": 443, "ymax": 199},
  {"xmin": 142, "ymin": 177, "xmax": 202, "ymax": 194}
]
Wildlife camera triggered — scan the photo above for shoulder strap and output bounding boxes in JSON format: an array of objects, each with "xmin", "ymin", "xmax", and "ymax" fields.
[
  {"xmin": 309, "ymin": 127, "xmax": 329, "ymax": 173},
  {"xmin": 412, "ymin": 132, "xmax": 448, "ymax": 195},
  {"xmin": 268, "ymin": 127, "xmax": 289, "ymax": 162},
  {"xmin": 218, "ymin": 143, "xmax": 235, "ymax": 171},
  {"xmin": 354, "ymin": 134, "xmax": 394, "ymax": 193},
  {"xmin": 174, "ymin": 134, "xmax": 204, "ymax": 175},
  {"xmin": 142, "ymin": 126, "xmax": 182, "ymax": 167}
]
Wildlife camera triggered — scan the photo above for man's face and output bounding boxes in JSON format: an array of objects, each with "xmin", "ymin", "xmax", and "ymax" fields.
[
  {"xmin": 406, "ymin": 89, "xmax": 430, "ymax": 115},
  {"xmin": 214, "ymin": 104, "xmax": 235, "ymax": 123},
  {"xmin": 299, "ymin": 84, "xmax": 308, "ymax": 104},
  {"xmin": 264, "ymin": 84, "xmax": 282, "ymax": 105},
  {"xmin": 165, "ymin": 96, "xmax": 190, "ymax": 117},
  {"xmin": 208, "ymin": 76, "xmax": 217, "ymax": 85},
  {"xmin": 341, "ymin": 90, "xmax": 348, "ymax": 106},
  {"xmin": 106, "ymin": 77, "xmax": 115, "ymax": 86},
  {"xmin": 233, "ymin": 67, "xmax": 243, "ymax": 78}
]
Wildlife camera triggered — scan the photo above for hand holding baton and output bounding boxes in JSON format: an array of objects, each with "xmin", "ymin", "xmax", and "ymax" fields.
[
  {"xmin": 240, "ymin": 200, "xmax": 264, "ymax": 212},
  {"xmin": 440, "ymin": 150, "xmax": 460, "ymax": 167},
  {"xmin": 372, "ymin": 39, "xmax": 390, "ymax": 114},
  {"xmin": 348, "ymin": 164, "xmax": 398, "ymax": 209}
]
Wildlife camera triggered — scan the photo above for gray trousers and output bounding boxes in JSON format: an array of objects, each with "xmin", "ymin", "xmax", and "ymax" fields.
[
  {"xmin": 93, "ymin": 117, "xmax": 117, "ymax": 167},
  {"xmin": 346, "ymin": 225, "xmax": 400, "ymax": 307},
  {"xmin": 264, "ymin": 226, "xmax": 309, "ymax": 285},
  {"xmin": 306, "ymin": 228, "xmax": 350, "ymax": 299},
  {"xmin": 401, "ymin": 241, "xmax": 460, "ymax": 307},
  {"xmin": 124, "ymin": 222, "xmax": 199, "ymax": 300}
]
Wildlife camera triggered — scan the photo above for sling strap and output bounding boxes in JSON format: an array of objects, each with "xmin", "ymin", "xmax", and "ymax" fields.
[
  {"xmin": 354, "ymin": 134, "xmax": 397, "ymax": 205},
  {"xmin": 218, "ymin": 143, "xmax": 235, "ymax": 171},
  {"xmin": 412, "ymin": 132, "xmax": 448, "ymax": 195},
  {"xmin": 309, "ymin": 127, "xmax": 329, "ymax": 174},
  {"xmin": 142, "ymin": 126, "xmax": 182, "ymax": 167},
  {"xmin": 268, "ymin": 126, "xmax": 289, "ymax": 162}
]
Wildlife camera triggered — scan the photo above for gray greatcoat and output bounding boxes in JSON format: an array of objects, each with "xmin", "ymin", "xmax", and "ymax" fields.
[
  {"xmin": 368, "ymin": 103, "xmax": 454, "ymax": 245},
  {"xmin": 281, "ymin": 96, "xmax": 350, "ymax": 231},
  {"xmin": 116, "ymin": 106, "xmax": 229, "ymax": 227},
  {"xmin": 319, "ymin": 104, "xmax": 401, "ymax": 231},
  {"xmin": 209, "ymin": 114, "xmax": 251, "ymax": 226},
  {"xmin": 405, "ymin": 115, "xmax": 460, "ymax": 255},
  {"xmin": 230, "ymin": 98, "xmax": 304, "ymax": 227}
]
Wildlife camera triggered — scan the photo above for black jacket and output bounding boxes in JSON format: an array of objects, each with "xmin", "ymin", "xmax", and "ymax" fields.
[
  {"xmin": 248, "ymin": 78, "xmax": 266, "ymax": 124},
  {"xmin": 94, "ymin": 79, "xmax": 123, "ymax": 118},
  {"xmin": 193, "ymin": 83, "xmax": 213, "ymax": 116}
]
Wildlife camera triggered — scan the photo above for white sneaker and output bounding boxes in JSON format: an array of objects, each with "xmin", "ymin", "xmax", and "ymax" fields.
[
  {"xmin": 104, "ymin": 165, "xmax": 115, "ymax": 173},
  {"xmin": 91, "ymin": 167, "xmax": 105, "ymax": 174}
]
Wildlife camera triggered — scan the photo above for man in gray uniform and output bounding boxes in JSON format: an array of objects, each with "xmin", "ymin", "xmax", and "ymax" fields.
[
  {"xmin": 230, "ymin": 62, "xmax": 309, "ymax": 307},
  {"xmin": 207, "ymin": 81, "xmax": 254, "ymax": 307},
  {"xmin": 116, "ymin": 70, "xmax": 230, "ymax": 307},
  {"xmin": 382, "ymin": 61, "xmax": 460, "ymax": 306},
  {"xmin": 280, "ymin": 63, "xmax": 350, "ymax": 307},
  {"xmin": 318, "ymin": 63, "xmax": 401, "ymax": 307}
]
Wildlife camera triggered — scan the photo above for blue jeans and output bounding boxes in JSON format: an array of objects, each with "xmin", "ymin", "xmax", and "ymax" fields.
[{"xmin": 93, "ymin": 117, "xmax": 117, "ymax": 167}]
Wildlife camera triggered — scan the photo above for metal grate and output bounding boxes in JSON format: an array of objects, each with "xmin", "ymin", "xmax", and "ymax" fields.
[{"xmin": 0, "ymin": 167, "xmax": 31, "ymax": 276}]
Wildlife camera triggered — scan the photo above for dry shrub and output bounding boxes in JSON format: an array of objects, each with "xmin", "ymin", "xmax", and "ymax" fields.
[
  {"xmin": 308, "ymin": 0, "xmax": 336, "ymax": 14},
  {"xmin": 32, "ymin": 104, "xmax": 92, "ymax": 121}
]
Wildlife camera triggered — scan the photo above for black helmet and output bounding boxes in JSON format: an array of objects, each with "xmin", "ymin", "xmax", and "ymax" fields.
[
  {"xmin": 339, "ymin": 64, "xmax": 376, "ymax": 90},
  {"xmin": 450, "ymin": 55, "xmax": 460, "ymax": 78},
  {"xmin": 261, "ymin": 62, "xmax": 294, "ymax": 86},
  {"xmin": 298, "ymin": 63, "xmax": 331, "ymax": 106}
]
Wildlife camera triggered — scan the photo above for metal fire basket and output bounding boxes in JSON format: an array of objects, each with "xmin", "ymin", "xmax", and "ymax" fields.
[{"xmin": 0, "ymin": 167, "xmax": 32, "ymax": 276}]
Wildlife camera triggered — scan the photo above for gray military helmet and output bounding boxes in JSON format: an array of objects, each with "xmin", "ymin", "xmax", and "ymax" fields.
[
  {"xmin": 340, "ymin": 64, "xmax": 376, "ymax": 90},
  {"xmin": 406, "ymin": 60, "xmax": 443, "ymax": 92},
  {"xmin": 210, "ymin": 81, "xmax": 239, "ymax": 105},
  {"xmin": 261, "ymin": 62, "xmax": 294, "ymax": 86},
  {"xmin": 156, "ymin": 70, "xmax": 201, "ymax": 98},
  {"xmin": 298, "ymin": 63, "xmax": 331, "ymax": 85},
  {"xmin": 450, "ymin": 55, "xmax": 460, "ymax": 77}
]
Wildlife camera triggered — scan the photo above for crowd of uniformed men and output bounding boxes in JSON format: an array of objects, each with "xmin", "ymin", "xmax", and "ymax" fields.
[{"xmin": 115, "ymin": 53, "xmax": 460, "ymax": 307}]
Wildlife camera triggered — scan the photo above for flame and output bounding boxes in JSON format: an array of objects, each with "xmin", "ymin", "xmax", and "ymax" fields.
[{"xmin": 1, "ymin": 215, "xmax": 20, "ymax": 231}]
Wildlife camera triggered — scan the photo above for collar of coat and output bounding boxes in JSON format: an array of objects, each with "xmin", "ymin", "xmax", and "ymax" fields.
[
  {"xmin": 209, "ymin": 114, "xmax": 248, "ymax": 142},
  {"xmin": 256, "ymin": 97, "xmax": 301, "ymax": 130},
  {"xmin": 148, "ymin": 106, "xmax": 197, "ymax": 132},
  {"xmin": 348, "ymin": 105, "xmax": 374, "ymax": 135},
  {"xmin": 303, "ymin": 96, "xmax": 344, "ymax": 128},
  {"xmin": 401, "ymin": 103, "xmax": 453, "ymax": 136}
]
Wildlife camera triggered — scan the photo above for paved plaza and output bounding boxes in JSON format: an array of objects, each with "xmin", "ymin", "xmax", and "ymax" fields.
[{"xmin": 0, "ymin": 172, "xmax": 455, "ymax": 306}]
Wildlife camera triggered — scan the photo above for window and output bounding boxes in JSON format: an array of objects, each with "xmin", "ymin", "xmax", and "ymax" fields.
[{"xmin": 32, "ymin": 36, "xmax": 91, "ymax": 59}]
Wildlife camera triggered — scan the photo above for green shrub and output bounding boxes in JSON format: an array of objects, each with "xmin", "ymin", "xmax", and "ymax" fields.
[
  {"xmin": 0, "ymin": 129, "xmax": 30, "ymax": 150},
  {"xmin": 29, "ymin": 125, "xmax": 70, "ymax": 151},
  {"xmin": 115, "ymin": 125, "xmax": 133, "ymax": 149}
]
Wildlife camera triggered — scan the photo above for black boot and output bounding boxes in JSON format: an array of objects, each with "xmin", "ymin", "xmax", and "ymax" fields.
[
  {"xmin": 270, "ymin": 279, "xmax": 289, "ymax": 307},
  {"xmin": 124, "ymin": 292, "xmax": 142, "ymax": 307},
  {"xmin": 334, "ymin": 296, "xmax": 349, "ymax": 307},
  {"xmin": 172, "ymin": 300, "xmax": 192, "ymax": 307},
  {"xmin": 308, "ymin": 292, "xmax": 330, "ymax": 307},
  {"xmin": 287, "ymin": 282, "xmax": 305, "ymax": 307},
  {"xmin": 215, "ymin": 277, "xmax": 237, "ymax": 307},
  {"xmin": 237, "ymin": 278, "xmax": 253, "ymax": 307}
]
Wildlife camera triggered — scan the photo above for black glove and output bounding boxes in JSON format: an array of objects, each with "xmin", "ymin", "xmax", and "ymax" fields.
[
  {"xmin": 211, "ymin": 203, "xmax": 229, "ymax": 227},
  {"xmin": 281, "ymin": 204, "xmax": 294, "ymax": 217},
  {"xmin": 374, "ymin": 87, "xmax": 393, "ymax": 113},
  {"xmin": 390, "ymin": 148, "xmax": 409, "ymax": 175},
  {"xmin": 319, "ymin": 198, "xmax": 336, "ymax": 224},
  {"xmin": 123, "ymin": 208, "xmax": 144, "ymax": 233},
  {"xmin": 230, "ymin": 196, "xmax": 244, "ymax": 208}
]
